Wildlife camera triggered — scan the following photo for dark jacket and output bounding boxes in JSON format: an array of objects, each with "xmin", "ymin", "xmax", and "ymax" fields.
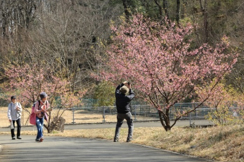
[{"xmin": 115, "ymin": 84, "xmax": 135, "ymax": 114}]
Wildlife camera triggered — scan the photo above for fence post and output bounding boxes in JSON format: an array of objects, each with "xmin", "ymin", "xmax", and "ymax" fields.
[
  {"xmin": 189, "ymin": 112, "xmax": 192, "ymax": 126},
  {"xmin": 22, "ymin": 108, "xmax": 25, "ymax": 126},
  {"xmin": 72, "ymin": 107, "xmax": 75, "ymax": 124},
  {"xmin": 190, "ymin": 102, "xmax": 195, "ymax": 127},
  {"xmin": 134, "ymin": 106, "xmax": 137, "ymax": 121},
  {"xmin": 102, "ymin": 106, "xmax": 106, "ymax": 123}
]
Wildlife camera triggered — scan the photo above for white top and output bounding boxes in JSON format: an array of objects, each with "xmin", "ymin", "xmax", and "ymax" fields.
[{"xmin": 7, "ymin": 102, "xmax": 22, "ymax": 120}]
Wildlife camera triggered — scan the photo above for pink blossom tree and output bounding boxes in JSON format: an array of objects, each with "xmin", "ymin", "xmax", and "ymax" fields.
[
  {"xmin": 100, "ymin": 15, "xmax": 238, "ymax": 131},
  {"xmin": 4, "ymin": 64, "xmax": 76, "ymax": 105},
  {"xmin": 3, "ymin": 64, "xmax": 83, "ymax": 132}
]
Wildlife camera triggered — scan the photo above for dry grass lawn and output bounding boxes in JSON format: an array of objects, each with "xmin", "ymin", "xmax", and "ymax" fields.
[
  {"xmin": 1, "ymin": 125, "xmax": 244, "ymax": 161},
  {"xmin": 0, "ymin": 107, "xmax": 157, "ymax": 127}
]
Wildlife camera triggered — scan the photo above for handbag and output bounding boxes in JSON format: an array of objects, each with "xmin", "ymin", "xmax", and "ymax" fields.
[{"xmin": 29, "ymin": 103, "xmax": 36, "ymax": 125}]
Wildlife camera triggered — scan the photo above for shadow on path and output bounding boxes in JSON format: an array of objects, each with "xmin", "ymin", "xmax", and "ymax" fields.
[{"xmin": 0, "ymin": 135, "xmax": 207, "ymax": 162}]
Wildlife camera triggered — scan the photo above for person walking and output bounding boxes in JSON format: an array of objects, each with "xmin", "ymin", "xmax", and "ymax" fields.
[
  {"xmin": 114, "ymin": 81, "xmax": 135, "ymax": 142},
  {"xmin": 34, "ymin": 92, "xmax": 50, "ymax": 142},
  {"xmin": 7, "ymin": 96, "xmax": 22, "ymax": 140}
]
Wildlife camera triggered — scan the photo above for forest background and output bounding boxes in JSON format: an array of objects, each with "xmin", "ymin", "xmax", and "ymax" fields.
[{"xmin": 0, "ymin": 0, "xmax": 243, "ymax": 111}]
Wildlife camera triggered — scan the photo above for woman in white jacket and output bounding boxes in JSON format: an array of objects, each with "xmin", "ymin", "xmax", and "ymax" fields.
[{"xmin": 7, "ymin": 96, "xmax": 22, "ymax": 140}]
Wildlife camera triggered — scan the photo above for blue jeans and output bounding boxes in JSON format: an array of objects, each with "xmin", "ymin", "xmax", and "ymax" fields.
[{"xmin": 36, "ymin": 117, "xmax": 44, "ymax": 140}]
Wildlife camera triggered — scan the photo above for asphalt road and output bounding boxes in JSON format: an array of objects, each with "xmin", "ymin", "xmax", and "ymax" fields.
[
  {"xmin": 0, "ymin": 120, "xmax": 213, "ymax": 132},
  {"xmin": 0, "ymin": 135, "xmax": 207, "ymax": 162}
]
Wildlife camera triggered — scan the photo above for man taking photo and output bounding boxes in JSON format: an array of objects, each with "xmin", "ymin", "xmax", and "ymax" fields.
[{"xmin": 114, "ymin": 81, "xmax": 135, "ymax": 142}]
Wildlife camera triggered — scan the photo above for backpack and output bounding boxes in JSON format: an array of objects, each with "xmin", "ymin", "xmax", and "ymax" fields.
[{"xmin": 29, "ymin": 101, "xmax": 48, "ymax": 125}]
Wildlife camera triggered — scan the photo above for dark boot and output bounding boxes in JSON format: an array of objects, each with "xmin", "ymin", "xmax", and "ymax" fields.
[
  {"xmin": 114, "ymin": 137, "xmax": 119, "ymax": 142},
  {"xmin": 126, "ymin": 137, "xmax": 132, "ymax": 143}
]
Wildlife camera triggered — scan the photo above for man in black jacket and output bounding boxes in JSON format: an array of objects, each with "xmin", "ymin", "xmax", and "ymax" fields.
[{"xmin": 114, "ymin": 81, "xmax": 135, "ymax": 142}]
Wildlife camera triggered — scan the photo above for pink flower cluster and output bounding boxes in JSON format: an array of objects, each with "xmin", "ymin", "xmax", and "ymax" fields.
[{"xmin": 4, "ymin": 64, "xmax": 82, "ymax": 107}]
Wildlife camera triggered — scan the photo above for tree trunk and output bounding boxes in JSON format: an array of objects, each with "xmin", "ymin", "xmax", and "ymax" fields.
[
  {"xmin": 176, "ymin": 0, "xmax": 180, "ymax": 25},
  {"xmin": 44, "ymin": 124, "xmax": 51, "ymax": 133},
  {"xmin": 154, "ymin": 0, "xmax": 163, "ymax": 19},
  {"xmin": 44, "ymin": 111, "xmax": 52, "ymax": 133},
  {"xmin": 200, "ymin": 0, "xmax": 208, "ymax": 42},
  {"xmin": 44, "ymin": 116, "xmax": 66, "ymax": 133},
  {"xmin": 158, "ymin": 111, "xmax": 171, "ymax": 131},
  {"xmin": 1, "ymin": 12, "xmax": 6, "ymax": 37},
  {"xmin": 163, "ymin": 0, "xmax": 170, "ymax": 20},
  {"xmin": 121, "ymin": 0, "xmax": 131, "ymax": 21}
]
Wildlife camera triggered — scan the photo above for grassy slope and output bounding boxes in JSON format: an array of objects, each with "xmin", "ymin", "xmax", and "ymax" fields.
[{"xmin": 1, "ymin": 125, "xmax": 244, "ymax": 161}]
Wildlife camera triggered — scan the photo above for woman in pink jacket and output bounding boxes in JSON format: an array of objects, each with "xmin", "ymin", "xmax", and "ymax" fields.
[{"xmin": 35, "ymin": 92, "xmax": 50, "ymax": 142}]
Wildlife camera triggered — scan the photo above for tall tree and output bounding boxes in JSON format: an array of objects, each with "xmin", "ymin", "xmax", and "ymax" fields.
[
  {"xmin": 122, "ymin": 0, "xmax": 131, "ymax": 21},
  {"xmin": 176, "ymin": 0, "xmax": 180, "ymax": 25},
  {"xmin": 163, "ymin": 0, "xmax": 170, "ymax": 20},
  {"xmin": 154, "ymin": 0, "xmax": 163, "ymax": 19},
  {"xmin": 200, "ymin": 0, "xmax": 209, "ymax": 43},
  {"xmin": 99, "ymin": 15, "xmax": 238, "ymax": 131}
]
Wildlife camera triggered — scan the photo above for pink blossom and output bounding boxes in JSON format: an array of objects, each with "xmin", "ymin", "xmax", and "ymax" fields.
[{"xmin": 95, "ymin": 14, "xmax": 238, "ymax": 131}]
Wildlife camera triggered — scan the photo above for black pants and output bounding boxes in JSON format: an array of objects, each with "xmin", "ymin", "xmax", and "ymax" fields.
[
  {"xmin": 11, "ymin": 119, "xmax": 21, "ymax": 138},
  {"xmin": 114, "ymin": 112, "xmax": 133, "ymax": 140}
]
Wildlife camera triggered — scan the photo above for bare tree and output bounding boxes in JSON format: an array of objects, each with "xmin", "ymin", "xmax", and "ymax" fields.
[{"xmin": 24, "ymin": 0, "xmax": 122, "ymax": 91}]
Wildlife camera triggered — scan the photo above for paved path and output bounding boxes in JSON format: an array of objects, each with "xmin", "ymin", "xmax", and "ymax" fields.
[
  {"xmin": 0, "ymin": 135, "xmax": 206, "ymax": 162},
  {"xmin": 0, "ymin": 120, "xmax": 213, "ymax": 132}
]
